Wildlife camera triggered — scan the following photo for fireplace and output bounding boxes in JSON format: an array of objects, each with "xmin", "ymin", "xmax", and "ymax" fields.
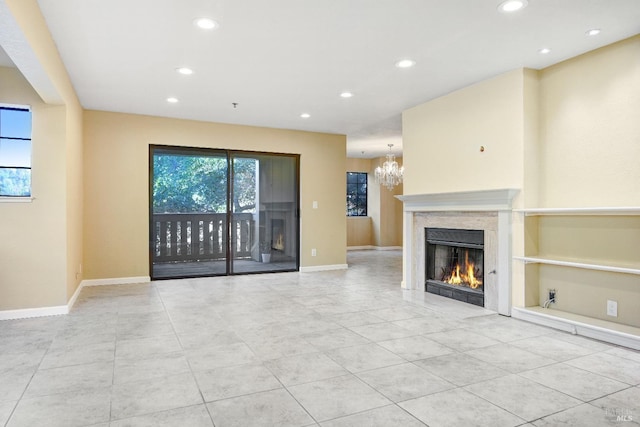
[
  {"xmin": 425, "ymin": 228, "xmax": 484, "ymax": 307},
  {"xmin": 398, "ymin": 189, "xmax": 519, "ymax": 315},
  {"xmin": 271, "ymin": 219, "xmax": 285, "ymax": 251}
]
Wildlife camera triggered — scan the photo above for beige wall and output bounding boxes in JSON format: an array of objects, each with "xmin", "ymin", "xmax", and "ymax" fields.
[
  {"xmin": 402, "ymin": 68, "xmax": 526, "ymax": 197},
  {"xmin": 346, "ymin": 217, "xmax": 372, "ymax": 247},
  {"xmin": 538, "ymin": 35, "xmax": 640, "ymax": 207},
  {"xmin": 65, "ymin": 101, "xmax": 83, "ymax": 300},
  {"xmin": 0, "ymin": 0, "xmax": 83, "ymax": 311},
  {"xmin": 345, "ymin": 157, "xmax": 402, "ymax": 248},
  {"xmin": 83, "ymin": 111, "xmax": 346, "ymax": 279},
  {"xmin": 369, "ymin": 155, "xmax": 403, "ymax": 247},
  {"xmin": 522, "ymin": 69, "xmax": 540, "ymax": 208},
  {"xmin": 345, "ymin": 158, "xmax": 371, "ymax": 172},
  {"xmin": 0, "ymin": 68, "xmax": 67, "ymax": 309}
]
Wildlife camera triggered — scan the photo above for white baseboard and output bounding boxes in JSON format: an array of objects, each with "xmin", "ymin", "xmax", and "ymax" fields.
[
  {"xmin": 0, "ymin": 275, "xmax": 151, "ymax": 321},
  {"xmin": 66, "ymin": 280, "xmax": 84, "ymax": 311},
  {"xmin": 1, "ymin": 280, "xmax": 84, "ymax": 320},
  {"xmin": 512, "ymin": 307, "xmax": 640, "ymax": 350},
  {"xmin": 300, "ymin": 264, "xmax": 348, "ymax": 272},
  {"xmin": 0, "ymin": 305, "xmax": 68, "ymax": 320},
  {"xmin": 80, "ymin": 276, "xmax": 151, "ymax": 286}
]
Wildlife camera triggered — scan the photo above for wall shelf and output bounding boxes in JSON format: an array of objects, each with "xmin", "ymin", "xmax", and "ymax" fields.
[
  {"xmin": 513, "ymin": 256, "xmax": 640, "ymax": 276},
  {"xmin": 516, "ymin": 209, "xmax": 640, "ymax": 338},
  {"xmin": 514, "ymin": 207, "xmax": 640, "ymax": 216}
]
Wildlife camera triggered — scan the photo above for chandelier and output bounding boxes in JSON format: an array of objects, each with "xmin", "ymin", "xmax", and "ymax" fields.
[{"xmin": 374, "ymin": 144, "xmax": 404, "ymax": 190}]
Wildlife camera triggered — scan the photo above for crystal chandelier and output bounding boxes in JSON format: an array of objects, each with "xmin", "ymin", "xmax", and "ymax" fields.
[{"xmin": 374, "ymin": 144, "xmax": 404, "ymax": 190}]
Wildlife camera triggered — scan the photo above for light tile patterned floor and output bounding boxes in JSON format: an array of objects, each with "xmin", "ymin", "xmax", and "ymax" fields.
[{"xmin": 1, "ymin": 250, "xmax": 639, "ymax": 427}]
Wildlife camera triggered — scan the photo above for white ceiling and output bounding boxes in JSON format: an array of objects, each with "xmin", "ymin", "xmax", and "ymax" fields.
[{"xmin": 10, "ymin": 1, "xmax": 640, "ymax": 157}]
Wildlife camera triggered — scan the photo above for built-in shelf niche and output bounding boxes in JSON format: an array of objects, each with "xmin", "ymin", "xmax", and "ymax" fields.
[
  {"xmin": 515, "ymin": 206, "xmax": 640, "ymax": 274},
  {"xmin": 513, "ymin": 206, "xmax": 640, "ymax": 345}
]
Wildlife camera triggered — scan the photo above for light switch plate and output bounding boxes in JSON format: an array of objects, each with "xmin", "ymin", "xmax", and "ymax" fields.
[{"xmin": 606, "ymin": 300, "xmax": 618, "ymax": 317}]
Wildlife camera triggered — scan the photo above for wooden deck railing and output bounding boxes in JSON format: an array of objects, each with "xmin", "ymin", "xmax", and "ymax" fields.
[{"xmin": 152, "ymin": 212, "xmax": 254, "ymax": 261}]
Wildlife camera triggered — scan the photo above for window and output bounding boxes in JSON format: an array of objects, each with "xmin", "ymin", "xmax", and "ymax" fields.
[
  {"xmin": 0, "ymin": 106, "xmax": 32, "ymax": 197},
  {"xmin": 346, "ymin": 172, "xmax": 367, "ymax": 216}
]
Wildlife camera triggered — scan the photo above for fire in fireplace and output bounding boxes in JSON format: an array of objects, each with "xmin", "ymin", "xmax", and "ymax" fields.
[
  {"xmin": 425, "ymin": 228, "xmax": 484, "ymax": 307},
  {"xmin": 271, "ymin": 219, "xmax": 285, "ymax": 251}
]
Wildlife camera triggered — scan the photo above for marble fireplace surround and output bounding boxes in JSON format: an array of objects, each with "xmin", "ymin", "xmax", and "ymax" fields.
[{"xmin": 397, "ymin": 189, "xmax": 519, "ymax": 316}]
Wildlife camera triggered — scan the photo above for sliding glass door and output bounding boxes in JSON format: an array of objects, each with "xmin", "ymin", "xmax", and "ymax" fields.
[
  {"xmin": 150, "ymin": 146, "xmax": 299, "ymax": 279},
  {"xmin": 231, "ymin": 153, "xmax": 298, "ymax": 273},
  {"xmin": 150, "ymin": 147, "xmax": 229, "ymax": 278}
]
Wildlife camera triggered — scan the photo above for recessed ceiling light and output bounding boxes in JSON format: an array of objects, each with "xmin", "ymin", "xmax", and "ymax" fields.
[
  {"xmin": 497, "ymin": 0, "xmax": 528, "ymax": 13},
  {"xmin": 194, "ymin": 18, "xmax": 218, "ymax": 30},
  {"xmin": 538, "ymin": 47, "xmax": 551, "ymax": 54},
  {"xmin": 586, "ymin": 28, "xmax": 601, "ymax": 36},
  {"xmin": 300, "ymin": 113, "xmax": 310, "ymax": 118},
  {"xmin": 176, "ymin": 67, "xmax": 193, "ymax": 75},
  {"xmin": 167, "ymin": 97, "xmax": 179, "ymax": 103},
  {"xmin": 340, "ymin": 92, "xmax": 353, "ymax": 98},
  {"xmin": 395, "ymin": 59, "xmax": 415, "ymax": 68}
]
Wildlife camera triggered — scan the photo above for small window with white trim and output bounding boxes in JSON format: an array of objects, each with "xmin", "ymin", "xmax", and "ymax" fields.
[{"xmin": 0, "ymin": 105, "xmax": 32, "ymax": 197}]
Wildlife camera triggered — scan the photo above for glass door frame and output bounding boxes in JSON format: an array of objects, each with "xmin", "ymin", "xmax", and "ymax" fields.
[{"xmin": 149, "ymin": 144, "xmax": 300, "ymax": 280}]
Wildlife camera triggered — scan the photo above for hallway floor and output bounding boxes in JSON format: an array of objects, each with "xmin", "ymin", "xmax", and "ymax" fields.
[{"xmin": 1, "ymin": 251, "xmax": 638, "ymax": 426}]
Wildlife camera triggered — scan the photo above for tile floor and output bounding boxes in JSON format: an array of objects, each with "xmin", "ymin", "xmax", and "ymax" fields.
[{"xmin": 1, "ymin": 250, "xmax": 639, "ymax": 427}]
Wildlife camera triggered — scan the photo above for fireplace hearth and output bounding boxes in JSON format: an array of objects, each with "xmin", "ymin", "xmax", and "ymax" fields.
[{"xmin": 426, "ymin": 228, "xmax": 484, "ymax": 307}]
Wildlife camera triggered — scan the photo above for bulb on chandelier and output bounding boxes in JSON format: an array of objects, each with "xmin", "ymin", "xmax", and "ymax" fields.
[{"xmin": 374, "ymin": 144, "xmax": 404, "ymax": 190}]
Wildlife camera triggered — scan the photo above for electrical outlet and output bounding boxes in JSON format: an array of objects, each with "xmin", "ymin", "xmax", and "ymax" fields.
[
  {"xmin": 548, "ymin": 289, "xmax": 556, "ymax": 302},
  {"xmin": 311, "ymin": 248, "xmax": 317, "ymax": 256},
  {"xmin": 607, "ymin": 300, "xmax": 618, "ymax": 317}
]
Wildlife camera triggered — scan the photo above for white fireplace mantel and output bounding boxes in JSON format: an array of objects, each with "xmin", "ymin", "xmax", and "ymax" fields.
[
  {"xmin": 396, "ymin": 188, "xmax": 519, "ymax": 212},
  {"xmin": 397, "ymin": 188, "xmax": 519, "ymax": 316}
]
